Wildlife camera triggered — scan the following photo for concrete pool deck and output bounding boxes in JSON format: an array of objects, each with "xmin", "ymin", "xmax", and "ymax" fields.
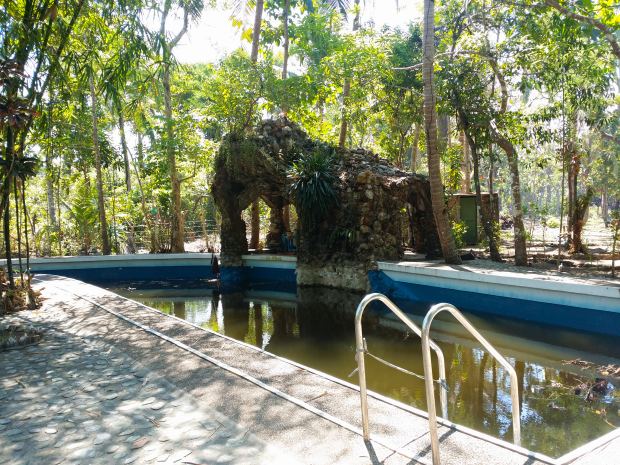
[{"xmin": 1, "ymin": 275, "xmax": 618, "ymax": 464}]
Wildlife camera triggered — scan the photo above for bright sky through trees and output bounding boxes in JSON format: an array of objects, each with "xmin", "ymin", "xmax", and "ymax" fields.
[{"xmin": 169, "ymin": 0, "xmax": 423, "ymax": 64}]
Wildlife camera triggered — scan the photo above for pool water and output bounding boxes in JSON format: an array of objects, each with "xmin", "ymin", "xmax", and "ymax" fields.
[{"xmin": 112, "ymin": 284, "xmax": 619, "ymax": 458}]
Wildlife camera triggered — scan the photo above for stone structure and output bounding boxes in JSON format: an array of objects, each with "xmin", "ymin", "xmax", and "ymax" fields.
[{"xmin": 212, "ymin": 118, "xmax": 441, "ymax": 290}]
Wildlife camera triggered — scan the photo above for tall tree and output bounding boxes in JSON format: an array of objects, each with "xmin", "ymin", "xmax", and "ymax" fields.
[
  {"xmin": 487, "ymin": 59, "xmax": 527, "ymax": 265},
  {"xmin": 89, "ymin": 72, "xmax": 111, "ymax": 255},
  {"xmin": 422, "ymin": 0, "xmax": 462, "ymax": 264},
  {"xmin": 249, "ymin": 0, "xmax": 265, "ymax": 250},
  {"xmin": 155, "ymin": 0, "xmax": 204, "ymax": 253},
  {"xmin": 1, "ymin": 0, "xmax": 88, "ymax": 287},
  {"xmin": 338, "ymin": 0, "xmax": 360, "ymax": 149}
]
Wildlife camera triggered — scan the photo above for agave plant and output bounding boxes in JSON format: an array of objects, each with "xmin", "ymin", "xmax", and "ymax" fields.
[{"xmin": 289, "ymin": 146, "xmax": 338, "ymax": 231}]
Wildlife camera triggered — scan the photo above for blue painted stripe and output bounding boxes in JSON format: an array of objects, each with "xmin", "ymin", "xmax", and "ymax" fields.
[
  {"xmin": 36, "ymin": 265, "xmax": 215, "ymax": 283},
  {"xmin": 369, "ymin": 270, "xmax": 620, "ymax": 337}
]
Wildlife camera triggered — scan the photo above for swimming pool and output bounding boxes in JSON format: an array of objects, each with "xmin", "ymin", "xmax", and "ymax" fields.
[{"xmin": 111, "ymin": 283, "xmax": 619, "ymax": 458}]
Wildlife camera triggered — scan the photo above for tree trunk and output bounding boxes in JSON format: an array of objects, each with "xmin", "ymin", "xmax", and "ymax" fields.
[
  {"xmin": 601, "ymin": 182, "xmax": 609, "ymax": 226},
  {"xmin": 489, "ymin": 125, "xmax": 527, "ymax": 265},
  {"xmin": 2, "ymin": 116, "xmax": 17, "ymax": 286},
  {"xmin": 250, "ymin": 0, "xmax": 264, "ymax": 62},
  {"xmin": 131, "ymin": 133, "xmax": 158, "ymax": 253},
  {"xmin": 2, "ymin": 193, "xmax": 13, "ymax": 287},
  {"xmin": 567, "ymin": 145, "xmax": 576, "ymax": 238},
  {"xmin": 45, "ymin": 170, "xmax": 55, "ymax": 255},
  {"xmin": 90, "ymin": 73, "xmax": 111, "ymax": 255},
  {"xmin": 422, "ymin": 0, "xmax": 461, "ymax": 265},
  {"xmin": 249, "ymin": 0, "xmax": 265, "ymax": 250},
  {"xmin": 55, "ymin": 158, "xmax": 63, "ymax": 256},
  {"xmin": 437, "ymin": 114, "xmax": 449, "ymax": 153},
  {"xmin": 411, "ymin": 123, "xmax": 420, "ymax": 172},
  {"xmin": 338, "ymin": 0, "xmax": 361, "ymax": 149},
  {"xmin": 137, "ymin": 131, "xmax": 145, "ymax": 167},
  {"xmin": 612, "ymin": 217, "xmax": 619, "ymax": 278},
  {"xmin": 397, "ymin": 133, "xmax": 406, "ymax": 169},
  {"xmin": 163, "ymin": 61, "xmax": 185, "ymax": 253},
  {"xmin": 13, "ymin": 180, "xmax": 24, "ymax": 282},
  {"xmin": 338, "ymin": 79, "xmax": 352, "ymax": 149},
  {"xmin": 281, "ymin": 0, "xmax": 290, "ymax": 82},
  {"xmin": 118, "ymin": 110, "xmax": 132, "ymax": 192},
  {"xmin": 570, "ymin": 187, "xmax": 592, "ymax": 254},
  {"xmin": 567, "ymin": 146, "xmax": 583, "ymax": 253},
  {"xmin": 281, "ymin": 0, "xmax": 291, "ymax": 232},
  {"xmin": 118, "ymin": 106, "xmax": 136, "ymax": 254},
  {"xmin": 249, "ymin": 200, "xmax": 260, "ymax": 250},
  {"xmin": 487, "ymin": 57, "xmax": 526, "ymax": 265},
  {"xmin": 465, "ymin": 132, "xmax": 502, "ymax": 261},
  {"xmin": 46, "ymin": 99, "xmax": 57, "ymax": 236},
  {"xmin": 460, "ymin": 131, "xmax": 471, "ymax": 193},
  {"xmin": 45, "ymin": 123, "xmax": 56, "ymax": 256}
]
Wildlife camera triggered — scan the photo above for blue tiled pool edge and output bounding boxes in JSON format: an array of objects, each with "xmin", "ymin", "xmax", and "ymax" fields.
[{"xmin": 6, "ymin": 253, "xmax": 619, "ymax": 336}]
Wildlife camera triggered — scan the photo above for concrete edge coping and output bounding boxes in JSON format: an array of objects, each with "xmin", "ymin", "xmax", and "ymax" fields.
[
  {"xmin": 242, "ymin": 254, "xmax": 298, "ymax": 269},
  {"xmin": 377, "ymin": 261, "xmax": 620, "ymax": 299},
  {"xmin": 556, "ymin": 427, "xmax": 620, "ymax": 464},
  {"xmin": 1, "ymin": 252, "xmax": 215, "ymax": 267},
  {"xmin": 34, "ymin": 274, "xmax": 559, "ymax": 465},
  {"xmin": 1, "ymin": 253, "xmax": 300, "ymax": 269}
]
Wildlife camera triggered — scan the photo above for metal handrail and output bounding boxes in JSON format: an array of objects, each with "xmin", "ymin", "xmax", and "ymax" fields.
[
  {"xmin": 421, "ymin": 303, "xmax": 521, "ymax": 465},
  {"xmin": 354, "ymin": 293, "xmax": 448, "ymax": 441}
]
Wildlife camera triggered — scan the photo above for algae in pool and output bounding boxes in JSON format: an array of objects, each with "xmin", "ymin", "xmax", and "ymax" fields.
[{"xmin": 113, "ymin": 284, "xmax": 619, "ymax": 458}]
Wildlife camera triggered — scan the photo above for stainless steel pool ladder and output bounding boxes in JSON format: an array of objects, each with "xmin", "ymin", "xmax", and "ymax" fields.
[
  {"xmin": 355, "ymin": 295, "xmax": 522, "ymax": 465},
  {"xmin": 354, "ymin": 293, "xmax": 448, "ymax": 441},
  {"xmin": 421, "ymin": 302, "xmax": 521, "ymax": 465}
]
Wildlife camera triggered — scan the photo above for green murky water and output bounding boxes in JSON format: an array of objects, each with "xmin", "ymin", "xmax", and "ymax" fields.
[{"xmin": 113, "ymin": 285, "xmax": 619, "ymax": 458}]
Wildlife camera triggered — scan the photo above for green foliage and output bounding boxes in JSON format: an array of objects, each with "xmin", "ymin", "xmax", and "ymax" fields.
[
  {"xmin": 4, "ymin": 0, "xmax": 618, "ymax": 263},
  {"xmin": 65, "ymin": 180, "xmax": 100, "ymax": 254},
  {"xmin": 373, "ymin": 24, "xmax": 424, "ymax": 166},
  {"xmin": 289, "ymin": 146, "xmax": 338, "ymax": 230},
  {"xmin": 203, "ymin": 50, "xmax": 276, "ymax": 135},
  {"xmin": 451, "ymin": 220, "xmax": 468, "ymax": 249},
  {"xmin": 442, "ymin": 145, "xmax": 463, "ymax": 194}
]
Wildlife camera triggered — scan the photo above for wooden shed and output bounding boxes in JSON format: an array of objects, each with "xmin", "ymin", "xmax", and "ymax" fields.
[{"xmin": 448, "ymin": 193, "xmax": 499, "ymax": 245}]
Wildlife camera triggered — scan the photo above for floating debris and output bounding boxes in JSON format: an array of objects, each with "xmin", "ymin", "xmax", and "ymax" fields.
[{"xmin": 563, "ymin": 358, "xmax": 620, "ymax": 378}]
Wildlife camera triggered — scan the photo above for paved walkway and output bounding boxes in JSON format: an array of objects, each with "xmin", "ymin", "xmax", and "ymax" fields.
[{"xmin": 0, "ymin": 315, "xmax": 284, "ymax": 465}]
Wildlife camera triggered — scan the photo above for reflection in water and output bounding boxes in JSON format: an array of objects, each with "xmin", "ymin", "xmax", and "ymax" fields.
[
  {"xmin": 117, "ymin": 285, "xmax": 619, "ymax": 458},
  {"xmin": 173, "ymin": 301, "xmax": 186, "ymax": 319}
]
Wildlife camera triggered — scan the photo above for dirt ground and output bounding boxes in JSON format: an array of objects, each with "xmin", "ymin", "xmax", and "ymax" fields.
[
  {"xmin": 183, "ymin": 209, "xmax": 620, "ymax": 283},
  {"xmin": 490, "ymin": 210, "xmax": 619, "ymax": 282}
]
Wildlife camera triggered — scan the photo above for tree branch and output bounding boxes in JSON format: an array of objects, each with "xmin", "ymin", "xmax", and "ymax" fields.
[
  {"xmin": 542, "ymin": 0, "xmax": 619, "ymax": 61},
  {"xmin": 170, "ymin": 8, "xmax": 190, "ymax": 49},
  {"xmin": 601, "ymin": 131, "xmax": 620, "ymax": 146},
  {"xmin": 394, "ymin": 50, "xmax": 489, "ymax": 71},
  {"xmin": 486, "ymin": 55, "xmax": 509, "ymax": 114}
]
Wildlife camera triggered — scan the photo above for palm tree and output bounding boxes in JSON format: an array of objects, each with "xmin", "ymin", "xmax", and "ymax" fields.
[{"xmin": 422, "ymin": 0, "xmax": 461, "ymax": 265}]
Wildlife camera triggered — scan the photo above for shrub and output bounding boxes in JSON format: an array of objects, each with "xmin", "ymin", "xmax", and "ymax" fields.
[
  {"xmin": 451, "ymin": 220, "xmax": 468, "ymax": 249},
  {"xmin": 289, "ymin": 146, "xmax": 338, "ymax": 231}
]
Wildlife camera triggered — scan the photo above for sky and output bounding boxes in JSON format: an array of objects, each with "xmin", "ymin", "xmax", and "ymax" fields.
[
  {"xmin": 111, "ymin": 1, "xmax": 424, "ymax": 150},
  {"xmin": 169, "ymin": 0, "xmax": 424, "ymax": 64}
]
